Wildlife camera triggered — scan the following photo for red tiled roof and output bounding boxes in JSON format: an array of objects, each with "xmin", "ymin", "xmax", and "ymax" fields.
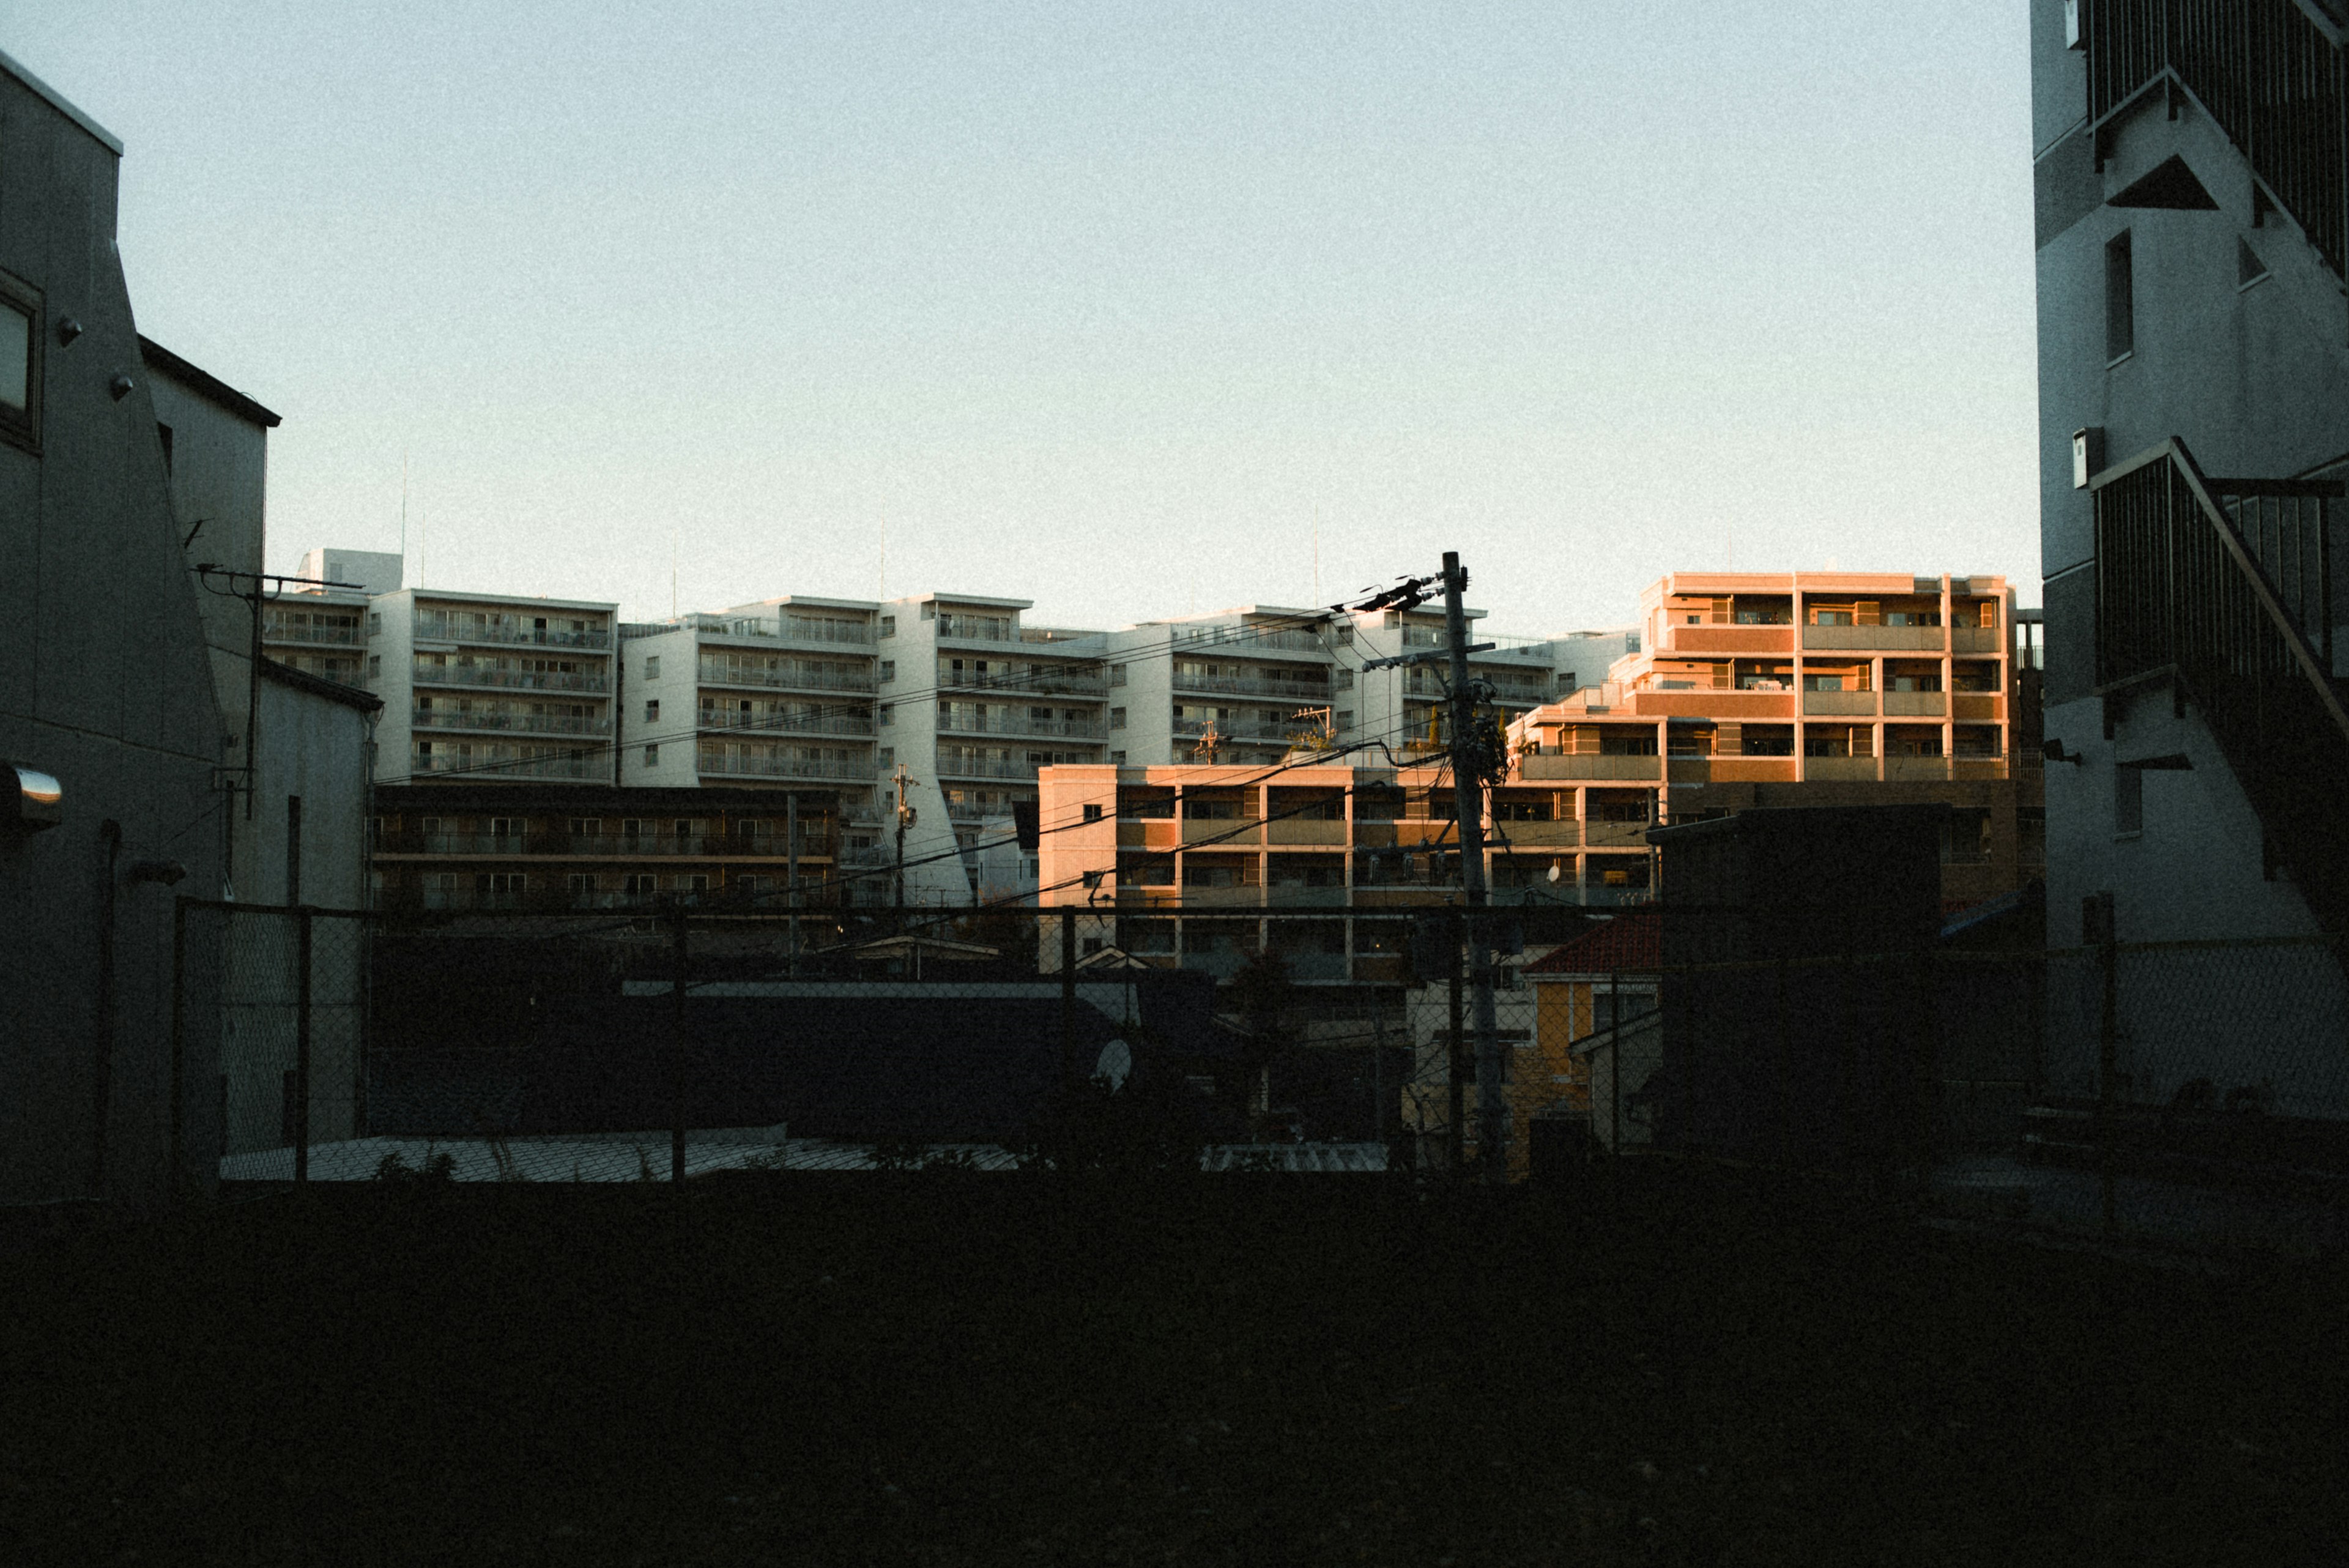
[{"xmin": 1523, "ymin": 907, "xmax": 1661, "ymax": 975}]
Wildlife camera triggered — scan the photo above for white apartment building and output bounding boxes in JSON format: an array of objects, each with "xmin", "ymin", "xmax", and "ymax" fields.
[
  {"xmin": 259, "ymin": 548, "xmax": 401, "ymax": 689},
  {"xmin": 365, "ymin": 587, "xmax": 620, "ymax": 786},
  {"xmin": 617, "ymin": 596, "xmax": 882, "ymax": 812}
]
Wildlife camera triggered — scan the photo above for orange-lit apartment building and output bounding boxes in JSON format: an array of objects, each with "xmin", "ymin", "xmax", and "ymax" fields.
[{"xmin": 1510, "ymin": 572, "xmax": 2041, "ymax": 909}]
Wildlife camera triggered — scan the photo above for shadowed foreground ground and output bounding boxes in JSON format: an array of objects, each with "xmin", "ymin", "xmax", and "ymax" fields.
[{"xmin": 1, "ymin": 1171, "xmax": 2342, "ymax": 1566}]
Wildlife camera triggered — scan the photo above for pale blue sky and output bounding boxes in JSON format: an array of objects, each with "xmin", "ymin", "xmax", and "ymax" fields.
[{"xmin": 4, "ymin": 2, "xmax": 2039, "ymax": 631}]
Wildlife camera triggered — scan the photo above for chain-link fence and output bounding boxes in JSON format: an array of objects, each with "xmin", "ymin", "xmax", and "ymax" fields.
[{"xmin": 166, "ymin": 896, "xmax": 2349, "ymax": 1254}]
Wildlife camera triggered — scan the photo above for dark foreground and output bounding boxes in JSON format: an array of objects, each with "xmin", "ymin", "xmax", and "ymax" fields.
[{"xmin": 2, "ymin": 1170, "xmax": 2343, "ymax": 1566}]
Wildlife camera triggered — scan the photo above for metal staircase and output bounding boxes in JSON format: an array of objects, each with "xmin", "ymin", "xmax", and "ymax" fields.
[
  {"xmin": 2091, "ymin": 439, "xmax": 2349, "ymax": 931},
  {"xmin": 2085, "ymin": 0, "xmax": 2349, "ymax": 278}
]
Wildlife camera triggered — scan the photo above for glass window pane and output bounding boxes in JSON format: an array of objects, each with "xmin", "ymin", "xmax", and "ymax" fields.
[{"xmin": 0, "ymin": 303, "xmax": 29, "ymax": 412}]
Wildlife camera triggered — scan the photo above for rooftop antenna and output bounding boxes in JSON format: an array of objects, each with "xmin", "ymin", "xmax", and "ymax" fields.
[
  {"xmin": 878, "ymin": 507, "xmax": 887, "ymax": 600},
  {"xmin": 671, "ymin": 533, "xmax": 678, "ymax": 620},
  {"xmin": 1312, "ymin": 503, "xmax": 1321, "ymax": 604},
  {"xmin": 399, "ymin": 451, "xmax": 409, "ymax": 582}
]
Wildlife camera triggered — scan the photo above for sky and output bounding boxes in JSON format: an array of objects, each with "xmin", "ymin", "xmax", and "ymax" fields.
[{"xmin": 2, "ymin": 2, "xmax": 2040, "ymax": 633}]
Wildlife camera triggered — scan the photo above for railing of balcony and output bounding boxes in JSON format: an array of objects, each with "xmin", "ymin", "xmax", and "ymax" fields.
[
  {"xmin": 413, "ymin": 711, "xmax": 612, "ymax": 737},
  {"xmin": 262, "ymin": 621, "xmax": 365, "ymax": 647},
  {"xmin": 1171, "ymin": 671, "xmax": 1334, "ymax": 702},
  {"xmin": 1171, "ymin": 716, "xmax": 1324, "ymax": 743},
  {"xmin": 695, "ymin": 710, "xmax": 877, "ymax": 737},
  {"xmin": 936, "ymin": 757, "xmax": 1042, "ymax": 781},
  {"xmin": 380, "ymin": 831, "xmax": 834, "ymax": 858},
  {"xmin": 937, "ymin": 667, "xmax": 1108, "ymax": 697},
  {"xmin": 688, "ymin": 614, "xmax": 873, "ymax": 646},
  {"xmin": 697, "ymin": 661, "xmax": 877, "ymax": 693},
  {"xmin": 407, "ymin": 751, "xmax": 603, "ymax": 781},
  {"xmin": 2085, "ymin": 0, "xmax": 2347, "ymax": 278},
  {"xmin": 935, "ymin": 614, "xmax": 1018, "ymax": 641},
  {"xmin": 696, "ymin": 750, "xmax": 878, "ymax": 782},
  {"xmin": 415, "ymin": 615, "xmax": 614, "ymax": 650},
  {"xmin": 937, "ymin": 713, "xmax": 1106, "ymax": 740},
  {"xmin": 414, "ymin": 664, "xmax": 610, "ymax": 694},
  {"xmin": 1176, "ymin": 625, "xmax": 1331, "ymax": 653}
]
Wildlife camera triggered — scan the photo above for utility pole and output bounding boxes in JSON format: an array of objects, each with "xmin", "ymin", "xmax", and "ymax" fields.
[
  {"xmin": 892, "ymin": 762, "xmax": 916, "ymax": 915},
  {"xmin": 1442, "ymin": 551, "xmax": 1506, "ymax": 1182}
]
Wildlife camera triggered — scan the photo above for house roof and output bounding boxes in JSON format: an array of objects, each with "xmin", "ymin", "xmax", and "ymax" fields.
[
  {"xmin": 1523, "ymin": 907, "xmax": 1661, "ymax": 975},
  {"xmin": 139, "ymin": 336, "xmax": 283, "ymax": 428}
]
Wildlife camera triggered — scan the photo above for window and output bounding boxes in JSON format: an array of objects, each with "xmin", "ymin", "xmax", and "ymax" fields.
[
  {"xmin": 1109, "ymin": 750, "xmax": 1126, "ymax": 765},
  {"xmin": 877, "ymin": 748, "xmax": 894, "ymax": 770},
  {"xmin": 489, "ymin": 816, "xmax": 521, "ymax": 839},
  {"xmin": 1110, "ymin": 707, "xmax": 1127, "ymax": 730},
  {"xmin": 2115, "ymin": 765, "xmax": 2143, "ymax": 836},
  {"xmin": 1083, "ymin": 803, "xmax": 1104, "ymax": 823},
  {"xmin": 878, "ymin": 616, "xmax": 896, "ymax": 639},
  {"xmin": 880, "ymin": 660, "xmax": 896, "ymax": 682},
  {"xmin": 644, "ymin": 745, "xmax": 659, "ymax": 765},
  {"xmin": 1111, "ymin": 664, "xmax": 1127, "ymax": 687},
  {"xmin": 567, "ymin": 873, "xmax": 598, "ymax": 898},
  {"xmin": 567, "ymin": 817, "xmax": 599, "ymax": 836},
  {"xmin": 368, "ymin": 655, "xmax": 382, "ymax": 678},
  {"xmin": 625, "ymin": 873, "xmax": 658, "ymax": 897},
  {"xmin": 2106, "ymin": 230, "xmax": 2134, "ymax": 362},
  {"xmin": 622, "ymin": 818, "xmax": 645, "ymax": 839},
  {"xmin": 644, "ymin": 655, "xmax": 661, "ymax": 680},
  {"xmin": 645, "ymin": 699, "xmax": 659, "ymax": 722},
  {"xmin": 878, "ymin": 704, "xmax": 892, "ymax": 726},
  {"xmin": 0, "ymin": 270, "xmax": 41, "ymax": 451}
]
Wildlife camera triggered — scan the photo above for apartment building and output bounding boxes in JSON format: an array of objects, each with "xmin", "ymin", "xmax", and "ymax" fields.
[
  {"xmin": 618, "ymin": 597, "xmax": 882, "ymax": 808},
  {"xmin": 370, "ymin": 783, "xmax": 841, "ymax": 915},
  {"xmin": 877, "ymin": 593, "xmax": 1113, "ymax": 825},
  {"xmin": 365, "ymin": 587, "xmax": 620, "ymax": 787},
  {"xmin": 260, "ymin": 548, "xmax": 400, "ymax": 689},
  {"xmin": 1036, "ymin": 760, "xmax": 1583, "ymax": 983},
  {"xmin": 1507, "ymin": 572, "xmax": 2036, "ymax": 908},
  {"xmin": 1099, "ymin": 606, "xmax": 1635, "ymax": 770}
]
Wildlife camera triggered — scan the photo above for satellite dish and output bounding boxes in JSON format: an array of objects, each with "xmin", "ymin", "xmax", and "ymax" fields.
[{"xmin": 1093, "ymin": 1039, "xmax": 1132, "ymax": 1092}]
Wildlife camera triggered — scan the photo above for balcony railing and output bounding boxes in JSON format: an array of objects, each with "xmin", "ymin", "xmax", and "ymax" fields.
[
  {"xmin": 687, "ymin": 613, "xmax": 872, "ymax": 647},
  {"xmin": 407, "ymin": 751, "xmax": 604, "ymax": 781},
  {"xmin": 1517, "ymin": 754, "xmax": 1661, "ymax": 781},
  {"xmin": 1172, "ymin": 717, "xmax": 1324, "ymax": 744},
  {"xmin": 415, "ymin": 616, "xmax": 612, "ymax": 650},
  {"xmin": 695, "ymin": 710, "xmax": 877, "ymax": 738},
  {"xmin": 697, "ymin": 661, "xmax": 877, "ymax": 693},
  {"xmin": 379, "ymin": 831, "xmax": 832, "ymax": 858},
  {"xmin": 1802, "ymin": 689, "xmax": 1877, "ymax": 716},
  {"xmin": 1171, "ymin": 671, "xmax": 1334, "ymax": 702},
  {"xmin": 936, "ymin": 757, "xmax": 1042, "ymax": 781},
  {"xmin": 938, "ymin": 713, "xmax": 1106, "ymax": 740},
  {"xmin": 1176, "ymin": 624, "xmax": 1332, "ymax": 654},
  {"xmin": 1800, "ymin": 625, "xmax": 1945, "ymax": 651},
  {"xmin": 413, "ymin": 711, "xmax": 612, "ymax": 737},
  {"xmin": 414, "ymin": 664, "xmax": 610, "ymax": 694},
  {"xmin": 937, "ymin": 666, "xmax": 1108, "ymax": 697},
  {"xmin": 1882, "ymin": 691, "xmax": 1946, "ymax": 716},
  {"xmin": 263, "ymin": 622, "xmax": 365, "ymax": 647},
  {"xmin": 696, "ymin": 751, "xmax": 877, "ymax": 782},
  {"xmin": 935, "ymin": 614, "xmax": 1018, "ymax": 642}
]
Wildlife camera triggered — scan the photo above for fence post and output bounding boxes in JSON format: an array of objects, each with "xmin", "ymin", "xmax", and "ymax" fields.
[
  {"xmin": 673, "ymin": 905, "xmax": 689, "ymax": 1185},
  {"xmin": 1059, "ymin": 908, "xmax": 1077, "ymax": 1089},
  {"xmin": 294, "ymin": 905, "xmax": 313, "ymax": 1186},
  {"xmin": 1447, "ymin": 912, "xmax": 1466, "ymax": 1175},
  {"xmin": 169, "ymin": 895, "xmax": 188, "ymax": 1201},
  {"xmin": 1609, "ymin": 968, "xmax": 1622, "ymax": 1185}
]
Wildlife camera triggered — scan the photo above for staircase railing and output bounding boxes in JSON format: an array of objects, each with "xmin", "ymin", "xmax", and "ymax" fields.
[
  {"xmin": 2084, "ymin": 0, "xmax": 2348, "ymax": 278},
  {"xmin": 2092, "ymin": 438, "xmax": 2349, "ymax": 928}
]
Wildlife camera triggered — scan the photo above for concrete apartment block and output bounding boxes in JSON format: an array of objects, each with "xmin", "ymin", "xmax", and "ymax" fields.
[{"xmin": 367, "ymin": 587, "xmax": 619, "ymax": 788}]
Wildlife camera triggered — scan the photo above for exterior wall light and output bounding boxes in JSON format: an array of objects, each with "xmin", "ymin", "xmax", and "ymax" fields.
[
  {"xmin": 7, "ymin": 762, "xmax": 64, "ymax": 831},
  {"xmin": 109, "ymin": 373, "xmax": 135, "ymax": 401}
]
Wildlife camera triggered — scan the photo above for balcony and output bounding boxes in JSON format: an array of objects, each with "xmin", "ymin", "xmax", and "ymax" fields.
[
  {"xmin": 1881, "ymin": 691, "xmax": 1946, "ymax": 717},
  {"xmin": 1885, "ymin": 756, "xmax": 1953, "ymax": 782},
  {"xmin": 415, "ymin": 616, "xmax": 612, "ymax": 650},
  {"xmin": 263, "ymin": 622, "xmax": 364, "ymax": 647},
  {"xmin": 696, "ymin": 710, "xmax": 877, "ymax": 738},
  {"xmin": 1491, "ymin": 819, "xmax": 1579, "ymax": 847},
  {"xmin": 1266, "ymin": 819, "xmax": 1347, "ymax": 845},
  {"xmin": 1802, "ymin": 756, "xmax": 1879, "ymax": 782},
  {"xmin": 689, "ymin": 613, "xmax": 872, "ymax": 648},
  {"xmin": 1177, "ymin": 625, "xmax": 1330, "ymax": 654},
  {"xmin": 1172, "ymin": 716, "xmax": 1322, "ymax": 745},
  {"xmin": 1171, "ymin": 671, "xmax": 1334, "ymax": 703},
  {"xmin": 935, "ymin": 614, "xmax": 1019, "ymax": 642},
  {"xmin": 1664, "ymin": 624, "xmax": 1794, "ymax": 655},
  {"xmin": 1518, "ymin": 754, "xmax": 1661, "ymax": 781},
  {"xmin": 413, "ymin": 711, "xmax": 611, "ymax": 737},
  {"xmin": 1802, "ymin": 689, "xmax": 1876, "ymax": 716},
  {"xmin": 1951, "ymin": 626, "xmax": 2004, "ymax": 655},
  {"xmin": 938, "ymin": 666, "xmax": 1108, "ymax": 698},
  {"xmin": 1582, "ymin": 822, "xmax": 1652, "ymax": 848},
  {"xmin": 1182, "ymin": 817, "xmax": 1261, "ymax": 845},
  {"xmin": 1174, "ymin": 884, "xmax": 1264, "ymax": 908},
  {"xmin": 414, "ymin": 664, "xmax": 610, "ymax": 694},
  {"xmin": 1952, "ymin": 693, "xmax": 2003, "ymax": 722},
  {"xmin": 936, "ymin": 757, "xmax": 1040, "ymax": 781},
  {"xmin": 697, "ymin": 661, "xmax": 877, "ymax": 694},
  {"xmin": 1801, "ymin": 625, "xmax": 1945, "ymax": 652},
  {"xmin": 938, "ymin": 713, "xmax": 1106, "ymax": 741},
  {"xmin": 407, "ymin": 751, "xmax": 603, "ymax": 781},
  {"xmin": 696, "ymin": 751, "xmax": 877, "ymax": 782}
]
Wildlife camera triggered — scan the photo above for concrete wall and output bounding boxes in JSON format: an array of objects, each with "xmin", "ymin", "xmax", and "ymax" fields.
[{"xmin": 0, "ymin": 58, "xmax": 228, "ymax": 1203}]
